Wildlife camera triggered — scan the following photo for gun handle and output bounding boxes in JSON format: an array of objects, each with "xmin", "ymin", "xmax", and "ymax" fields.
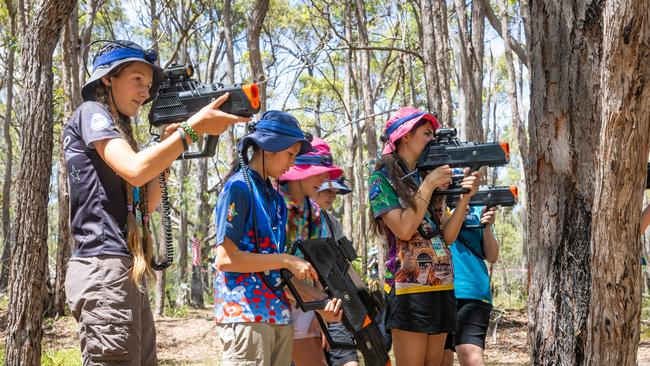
[
  {"xmin": 178, "ymin": 135, "xmax": 219, "ymax": 160},
  {"xmin": 280, "ymin": 269, "xmax": 329, "ymax": 312}
]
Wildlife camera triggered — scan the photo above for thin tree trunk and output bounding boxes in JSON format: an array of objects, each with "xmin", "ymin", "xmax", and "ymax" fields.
[
  {"xmin": 342, "ymin": 5, "xmax": 355, "ymax": 242},
  {"xmin": 454, "ymin": 0, "xmax": 485, "ymax": 141},
  {"xmin": 150, "ymin": 0, "xmax": 167, "ymax": 317},
  {"xmin": 481, "ymin": 0, "xmax": 528, "ymax": 66},
  {"xmin": 4, "ymin": 0, "xmax": 77, "ymax": 364},
  {"xmin": 247, "ymin": 0, "xmax": 270, "ymax": 114},
  {"xmin": 223, "ymin": 0, "xmax": 236, "ymax": 163},
  {"xmin": 354, "ymin": 0, "xmax": 378, "ymax": 156},
  {"xmin": 176, "ymin": 160, "xmax": 190, "ymax": 307},
  {"xmin": 499, "ymin": 0, "xmax": 529, "ymax": 271},
  {"xmin": 192, "ymin": 138, "xmax": 210, "ymax": 308},
  {"xmin": 586, "ymin": 1, "xmax": 650, "ymax": 363},
  {"xmin": 0, "ymin": 0, "xmax": 17, "ymax": 291},
  {"xmin": 526, "ymin": 1, "xmax": 602, "ymax": 363},
  {"xmin": 420, "ymin": 0, "xmax": 442, "ymax": 116},
  {"xmin": 433, "ymin": 0, "xmax": 452, "ymax": 124}
]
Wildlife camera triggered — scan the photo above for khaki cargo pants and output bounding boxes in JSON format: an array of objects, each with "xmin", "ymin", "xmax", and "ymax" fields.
[
  {"xmin": 65, "ymin": 255, "xmax": 157, "ymax": 366},
  {"xmin": 217, "ymin": 322, "xmax": 294, "ymax": 366}
]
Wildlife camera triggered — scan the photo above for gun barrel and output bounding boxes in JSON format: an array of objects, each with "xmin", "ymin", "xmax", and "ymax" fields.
[{"xmin": 446, "ymin": 185, "xmax": 518, "ymax": 208}]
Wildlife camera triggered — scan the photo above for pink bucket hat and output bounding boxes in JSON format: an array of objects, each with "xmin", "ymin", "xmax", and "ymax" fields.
[
  {"xmin": 381, "ymin": 107, "xmax": 440, "ymax": 155},
  {"xmin": 280, "ymin": 137, "xmax": 344, "ymax": 181}
]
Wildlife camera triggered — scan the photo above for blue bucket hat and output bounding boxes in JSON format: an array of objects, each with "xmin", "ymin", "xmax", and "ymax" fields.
[
  {"xmin": 81, "ymin": 40, "xmax": 164, "ymax": 104},
  {"xmin": 318, "ymin": 177, "xmax": 352, "ymax": 195},
  {"xmin": 238, "ymin": 110, "xmax": 313, "ymax": 156}
]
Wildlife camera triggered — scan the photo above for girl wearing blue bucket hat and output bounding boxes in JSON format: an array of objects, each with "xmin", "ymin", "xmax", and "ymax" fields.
[
  {"xmin": 63, "ymin": 39, "xmax": 249, "ymax": 365},
  {"xmin": 213, "ymin": 110, "xmax": 341, "ymax": 365}
]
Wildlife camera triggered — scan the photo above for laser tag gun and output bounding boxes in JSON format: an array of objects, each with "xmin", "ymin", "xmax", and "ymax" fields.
[
  {"xmin": 416, "ymin": 127, "xmax": 510, "ymax": 195},
  {"xmin": 446, "ymin": 185, "xmax": 518, "ymax": 229},
  {"xmin": 148, "ymin": 64, "xmax": 260, "ymax": 159},
  {"xmin": 280, "ymin": 238, "xmax": 391, "ymax": 366}
]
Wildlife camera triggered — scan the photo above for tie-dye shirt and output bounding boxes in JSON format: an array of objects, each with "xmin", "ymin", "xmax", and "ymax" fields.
[{"xmin": 213, "ymin": 170, "xmax": 291, "ymax": 324}]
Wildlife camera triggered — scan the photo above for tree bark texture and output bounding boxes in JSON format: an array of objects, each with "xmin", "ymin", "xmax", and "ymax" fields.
[
  {"xmin": 420, "ymin": 0, "xmax": 442, "ymax": 117},
  {"xmin": 222, "ymin": 0, "xmax": 237, "ymax": 164},
  {"xmin": 586, "ymin": 1, "xmax": 650, "ymax": 364},
  {"xmin": 247, "ymin": 0, "xmax": 270, "ymax": 114},
  {"xmin": 454, "ymin": 0, "xmax": 485, "ymax": 140},
  {"xmin": 353, "ymin": 0, "xmax": 378, "ymax": 156},
  {"xmin": 526, "ymin": 1, "xmax": 602, "ymax": 364},
  {"xmin": 4, "ymin": 0, "xmax": 77, "ymax": 364},
  {"xmin": 0, "ymin": 0, "xmax": 17, "ymax": 291}
]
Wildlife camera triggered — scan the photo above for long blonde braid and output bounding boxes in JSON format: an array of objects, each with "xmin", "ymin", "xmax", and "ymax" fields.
[{"xmin": 95, "ymin": 65, "xmax": 155, "ymax": 291}]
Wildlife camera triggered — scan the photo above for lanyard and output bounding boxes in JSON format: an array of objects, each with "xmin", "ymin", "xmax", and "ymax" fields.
[{"xmin": 249, "ymin": 176, "xmax": 283, "ymax": 252}]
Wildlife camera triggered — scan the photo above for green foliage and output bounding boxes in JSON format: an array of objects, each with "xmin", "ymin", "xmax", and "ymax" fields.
[
  {"xmin": 41, "ymin": 348, "xmax": 82, "ymax": 366},
  {"xmin": 164, "ymin": 304, "xmax": 189, "ymax": 318}
]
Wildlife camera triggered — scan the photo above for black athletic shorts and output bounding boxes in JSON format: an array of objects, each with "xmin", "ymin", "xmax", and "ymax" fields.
[
  {"xmin": 444, "ymin": 298, "xmax": 492, "ymax": 350},
  {"xmin": 384, "ymin": 286, "xmax": 457, "ymax": 334},
  {"xmin": 325, "ymin": 322, "xmax": 359, "ymax": 366}
]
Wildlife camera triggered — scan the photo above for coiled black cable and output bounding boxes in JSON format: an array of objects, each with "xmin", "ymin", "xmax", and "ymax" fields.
[{"xmin": 151, "ymin": 171, "xmax": 174, "ymax": 271}]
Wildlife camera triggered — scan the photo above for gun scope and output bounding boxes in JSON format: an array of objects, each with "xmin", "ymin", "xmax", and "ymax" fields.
[{"xmin": 164, "ymin": 64, "xmax": 194, "ymax": 80}]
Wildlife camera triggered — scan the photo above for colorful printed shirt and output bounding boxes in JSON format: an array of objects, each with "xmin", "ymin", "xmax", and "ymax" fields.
[
  {"xmin": 283, "ymin": 192, "xmax": 324, "ymax": 339},
  {"xmin": 283, "ymin": 193, "xmax": 322, "ymax": 257},
  {"xmin": 369, "ymin": 168, "xmax": 454, "ymax": 295},
  {"xmin": 213, "ymin": 170, "xmax": 291, "ymax": 325},
  {"xmin": 451, "ymin": 206, "xmax": 492, "ymax": 303}
]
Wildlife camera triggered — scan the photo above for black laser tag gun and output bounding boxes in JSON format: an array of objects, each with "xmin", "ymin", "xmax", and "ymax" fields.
[
  {"xmin": 148, "ymin": 64, "xmax": 260, "ymax": 159},
  {"xmin": 416, "ymin": 127, "xmax": 510, "ymax": 195},
  {"xmin": 446, "ymin": 185, "xmax": 518, "ymax": 229},
  {"xmin": 280, "ymin": 238, "xmax": 391, "ymax": 366}
]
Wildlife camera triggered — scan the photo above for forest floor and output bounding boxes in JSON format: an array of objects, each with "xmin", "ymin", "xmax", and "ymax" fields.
[{"xmin": 2, "ymin": 303, "xmax": 650, "ymax": 365}]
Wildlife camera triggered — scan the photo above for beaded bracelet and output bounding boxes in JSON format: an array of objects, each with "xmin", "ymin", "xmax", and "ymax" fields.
[{"xmin": 180, "ymin": 121, "xmax": 199, "ymax": 143}]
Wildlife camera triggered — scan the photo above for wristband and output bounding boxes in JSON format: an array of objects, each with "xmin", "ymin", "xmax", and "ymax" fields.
[
  {"xmin": 180, "ymin": 121, "xmax": 199, "ymax": 143},
  {"xmin": 177, "ymin": 128, "xmax": 189, "ymax": 151}
]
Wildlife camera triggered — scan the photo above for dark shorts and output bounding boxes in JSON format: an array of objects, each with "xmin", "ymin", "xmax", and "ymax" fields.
[
  {"xmin": 384, "ymin": 287, "xmax": 457, "ymax": 335},
  {"xmin": 444, "ymin": 298, "xmax": 492, "ymax": 350},
  {"xmin": 325, "ymin": 322, "xmax": 359, "ymax": 366}
]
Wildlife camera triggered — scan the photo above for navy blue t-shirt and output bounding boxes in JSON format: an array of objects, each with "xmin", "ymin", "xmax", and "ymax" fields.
[{"xmin": 63, "ymin": 101, "xmax": 130, "ymax": 257}]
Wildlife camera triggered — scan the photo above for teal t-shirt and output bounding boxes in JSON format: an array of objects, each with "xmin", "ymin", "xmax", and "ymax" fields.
[{"xmin": 451, "ymin": 206, "xmax": 492, "ymax": 304}]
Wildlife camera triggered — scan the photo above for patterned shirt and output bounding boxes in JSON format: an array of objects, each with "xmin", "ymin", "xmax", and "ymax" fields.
[
  {"xmin": 369, "ymin": 168, "xmax": 454, "ymax": 295},
  {"xmin": 213, "ymin": 170, "xmax": 291, "ymax": 324},
  {"xmin": 283, "ymin": 192, "xmax": 323, "ymax": 339},
  {"xmin": 283, "ymin": 193, "xmax": 322, "ymax": 257}
]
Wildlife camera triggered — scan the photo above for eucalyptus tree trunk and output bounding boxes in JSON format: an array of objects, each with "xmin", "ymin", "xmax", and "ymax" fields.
[
  {"xmin": 0, "ymin": 0, "xmax": 18, "ymax": 291},
  {"xmin": 222, "ymin": 0, "xmax": 236, "ymax": 163},
  {"xmin": 526, "ymin": 1, "xmax": 602, "ymax": 363},
  {"xmin": 586, "ymin": 1, "xmax": 650, "ymax": 363},
  {"xmin": 454, "ymin": 0, "xmax": 485, "ymax": 141},
  {"xmin": 247, "ymin": 0, "xmax": 270, "ymax": 113},
  {"xmin": 4, "ymin": 0, "xmax": 77, "ymax": 364}
]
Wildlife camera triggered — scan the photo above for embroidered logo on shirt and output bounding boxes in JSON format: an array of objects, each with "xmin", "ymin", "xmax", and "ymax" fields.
[
  {"xmin": 69, "ymin": 165, "xmax": 81, "ymax": 183},
  {"xmin": 369, "ymin": 177, "xmax": 382, "ymax": 200},
  {"xmin": 227, "ymin": 202, "xmax": 238, "ymax": 222},
  {"xmin": 90, "ymin": 113, "xmax": 110, "ymax": 131}
]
